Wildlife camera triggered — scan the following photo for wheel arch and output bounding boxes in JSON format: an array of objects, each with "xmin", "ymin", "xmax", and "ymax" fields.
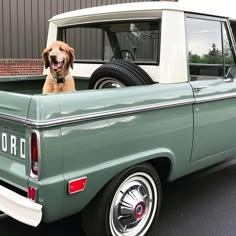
[
  {"xmin": 92, "ymin": 149, "xmax": 175, "ymax": 199},
  {"xmin": 148, "ymin": 157, "xmax": 172, "ymax": 184},
  {"xmin": 94, "ymin": 149, "xmax": 175, "ymax": 195}
]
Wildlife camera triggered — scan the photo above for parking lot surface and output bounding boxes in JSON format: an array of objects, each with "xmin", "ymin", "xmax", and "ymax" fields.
[{"xmin": 1, "ymin": 158, "xmax": 236, "ymax": 236}]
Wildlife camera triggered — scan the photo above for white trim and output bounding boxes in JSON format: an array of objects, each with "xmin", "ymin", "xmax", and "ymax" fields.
[
  {"xmin": 43, "ymin": 22, "xmax": 58, "ymax": 75},
  {"xmin": 71, "ymin": 63, "xmax": 102, "ymax": 78},
  {"xmin": 46, "ymin": 22, "xmax": 58, "ymax": 46},
  {"xmin": 0, "ymin": 185, "xmax": 42, "ymax": 227},
  {"xmin": 159, "ymin": 10, "xmax": 188, "ymax": 83}
]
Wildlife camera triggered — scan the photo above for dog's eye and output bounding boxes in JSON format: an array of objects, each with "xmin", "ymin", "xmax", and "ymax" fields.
[
  {"xmin": 59, "ymin": 47, "xmax": 65, "ymax": 52},
  {"xmin": 48, "ymin": 48, "xmax": 52, "ymax": 52}
]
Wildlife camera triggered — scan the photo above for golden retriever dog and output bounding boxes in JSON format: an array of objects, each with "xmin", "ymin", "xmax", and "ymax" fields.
[{"xmin": 42, "ymin": 41, "xmax": 76, "ymax": 93}]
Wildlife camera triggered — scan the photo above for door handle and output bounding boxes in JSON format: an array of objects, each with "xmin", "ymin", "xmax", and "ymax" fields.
[{"xmin": 194, "ymin": 86, "xmax": 207, "ymax": 93}]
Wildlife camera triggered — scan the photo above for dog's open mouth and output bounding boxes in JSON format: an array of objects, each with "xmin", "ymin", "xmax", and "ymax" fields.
[{"xmin": 51, "ymin": 60, "xmax": 65, "ymax": 71}]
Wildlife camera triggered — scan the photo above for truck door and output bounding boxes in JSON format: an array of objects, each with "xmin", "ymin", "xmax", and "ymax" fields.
[{"xmin": 185, "ymin": 15, "xmax": 236, "ymax": 162}]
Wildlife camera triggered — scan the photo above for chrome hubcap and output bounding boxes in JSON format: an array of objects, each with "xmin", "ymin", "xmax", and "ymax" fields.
[
  {"xmin": 94, "ymin": 77, "xmax": 126, "ymax": 89},
  {"xmin": 109, "ymin": 172, "xmax": 158, "ymax": 236}
]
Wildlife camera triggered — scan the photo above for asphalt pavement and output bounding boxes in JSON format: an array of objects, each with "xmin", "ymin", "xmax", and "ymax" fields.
[{"xmin": 1, "ymin": 158, "xmax": 236, "ymax": 236}]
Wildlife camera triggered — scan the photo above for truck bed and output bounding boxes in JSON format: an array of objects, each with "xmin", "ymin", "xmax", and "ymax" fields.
[{"xmin": 0, "ymin": 75, "xmax": 89, "ymax": 94}]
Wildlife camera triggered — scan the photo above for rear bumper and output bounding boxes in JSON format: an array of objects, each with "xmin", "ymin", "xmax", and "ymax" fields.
[{"xmin": 0, "ymin": 185, "xmax": 42, "ymax": 227}]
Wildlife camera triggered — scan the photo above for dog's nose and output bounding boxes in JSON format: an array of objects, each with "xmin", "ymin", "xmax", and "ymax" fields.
[{"xmin": 50, "ymin": 55, "xmax": 57, "ymax": 62}]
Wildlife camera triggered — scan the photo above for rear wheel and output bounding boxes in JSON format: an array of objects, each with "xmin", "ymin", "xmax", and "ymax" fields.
[{"xmin": 81, "ymin": 163, "xmax": 161, "ymax": 236}]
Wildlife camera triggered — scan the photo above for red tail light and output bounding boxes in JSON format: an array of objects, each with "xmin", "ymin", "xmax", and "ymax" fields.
[
  {"xmin": 28, "ymin": 186, "xmax": 37, "ymax": 201},
  {"xmin": 31, "ymin": 132, "xmax": 39, "ymax": 177}
]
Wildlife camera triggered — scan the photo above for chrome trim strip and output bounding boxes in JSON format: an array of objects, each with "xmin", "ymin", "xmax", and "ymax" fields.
[
  {"xmin": 26, "ymin": 98, "xmax": 194, "ymax": 128},
  {"xmin": 195, "ymin": 92, "xmax": 236, "ymax": 104},
  {"xmin": 2, "ymin": 93, "xmax": 234, "ymax": 128},
  {"xmin": 0, "ymin": 113, "xmax": 26, "ymax": 124}
]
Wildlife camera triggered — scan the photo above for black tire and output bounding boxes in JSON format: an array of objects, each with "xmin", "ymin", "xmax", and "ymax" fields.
[
  {"xmin": 88, "ymin": 60, "xmax": 153, "ymax": 89},
  {"xmin": 81, "ymin": 163, "xmax": 162, "ymax": 236},
  {"xmin": 112, "ymin": 60, "xmax": 154, "ymax": 85}
]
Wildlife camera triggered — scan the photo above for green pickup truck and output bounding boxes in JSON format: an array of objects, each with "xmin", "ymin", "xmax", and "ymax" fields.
[{"xmin": 1, "ymin": 2, "xmax": 236, "ymax": 236}]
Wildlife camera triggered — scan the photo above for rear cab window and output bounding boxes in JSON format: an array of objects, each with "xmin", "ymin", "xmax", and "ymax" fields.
[{"xmin": 58, "ymin": 20, "xmax": 161, "ymax": 64}]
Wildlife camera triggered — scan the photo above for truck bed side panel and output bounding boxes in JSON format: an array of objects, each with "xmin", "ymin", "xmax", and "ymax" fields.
[{"xmin": 56, "ymin": 83, "xmax": 194, "ymax": 219}]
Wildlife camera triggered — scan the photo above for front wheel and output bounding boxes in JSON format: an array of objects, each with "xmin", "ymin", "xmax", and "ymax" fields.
[{"xmin": 81, "ymin": 163, "xmax": 162, "ymax": 236}]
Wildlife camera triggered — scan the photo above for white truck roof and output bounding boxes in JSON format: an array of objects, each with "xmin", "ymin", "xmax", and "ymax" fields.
[{"xmin": 49, "ymin": 1, "xmax": 235, "ymax": 26}]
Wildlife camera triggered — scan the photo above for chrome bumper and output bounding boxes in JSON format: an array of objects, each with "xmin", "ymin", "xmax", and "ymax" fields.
[{"xmin": 0, "ymin": 185, "xmax": 42, "ymax": 227}]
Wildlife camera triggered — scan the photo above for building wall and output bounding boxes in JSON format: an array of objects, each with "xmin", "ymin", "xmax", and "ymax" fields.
[
  {"xmin": 0, "ymin": 0, "xmax": 176, "ymax": 76},
  {"xmin": 0, "ymin": 59, "xmax": 44, "ymax": 76}
]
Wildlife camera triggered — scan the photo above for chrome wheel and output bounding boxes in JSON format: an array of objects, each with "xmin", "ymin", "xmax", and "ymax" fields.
[
  {"xmin": 109, "ymin": 172, "xmax": 158, "ymax": 236},
  {"xmin": 94, "ymin": 77, "xmax": 126, "ymax": 89},
  {"xmin": 81, "ymin": 163, "xmax": 161, "ymax": 236}
]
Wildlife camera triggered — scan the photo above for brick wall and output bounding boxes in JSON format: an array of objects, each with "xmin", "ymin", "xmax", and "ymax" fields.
[{"xmin": 0, "ymin": 59, "xmax": 44, "ymax": 76}]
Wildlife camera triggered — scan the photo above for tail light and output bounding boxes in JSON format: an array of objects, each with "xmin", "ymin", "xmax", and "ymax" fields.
[
  {"xmin": 31, "ymin": 132, "xmax": 39, "ymax": 179},
  {"xmin": 28, "ymin": 186, "xmax": 37, "ymax": 201}
]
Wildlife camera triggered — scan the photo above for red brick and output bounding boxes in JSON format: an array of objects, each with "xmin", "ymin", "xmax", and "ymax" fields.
[{"xmin": 0, "ymin": 59, "xmax": 44, "ymax": 76}]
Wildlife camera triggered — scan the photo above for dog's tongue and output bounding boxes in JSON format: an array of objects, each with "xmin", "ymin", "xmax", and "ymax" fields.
[{"xmin": 52, "ymin": 62, "xmax": 60, "ymax": 71}]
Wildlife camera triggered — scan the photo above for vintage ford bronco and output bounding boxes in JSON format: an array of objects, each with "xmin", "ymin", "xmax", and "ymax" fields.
[{"xmin": 1, "ymin": 1, "xmax": 236, "ymax": 236}]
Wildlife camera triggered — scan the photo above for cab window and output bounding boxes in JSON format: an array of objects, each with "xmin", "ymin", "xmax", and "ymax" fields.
[{"xmin": 186, "ymin": 17, "xmax": 236, "ymax": 81}]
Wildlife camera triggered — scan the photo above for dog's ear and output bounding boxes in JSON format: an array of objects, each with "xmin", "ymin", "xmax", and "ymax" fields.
[
  {"xmin": 42, "ymin": 48, "xmax": 50, "ymax": 69},
  {"xmin": 69, "ymin": 47, "xmax": 75, "ymax": 69}
]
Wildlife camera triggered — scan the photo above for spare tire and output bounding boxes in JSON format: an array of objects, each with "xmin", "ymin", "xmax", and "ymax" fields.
[{"xmin": 88, "ymin": 60, "xmax": 154, "ymax": 89}]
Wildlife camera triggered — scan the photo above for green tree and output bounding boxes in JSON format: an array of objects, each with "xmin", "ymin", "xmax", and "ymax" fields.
[{"xmin": 188, "ymin": 43, "xmax": 223, "ymax": 64}]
